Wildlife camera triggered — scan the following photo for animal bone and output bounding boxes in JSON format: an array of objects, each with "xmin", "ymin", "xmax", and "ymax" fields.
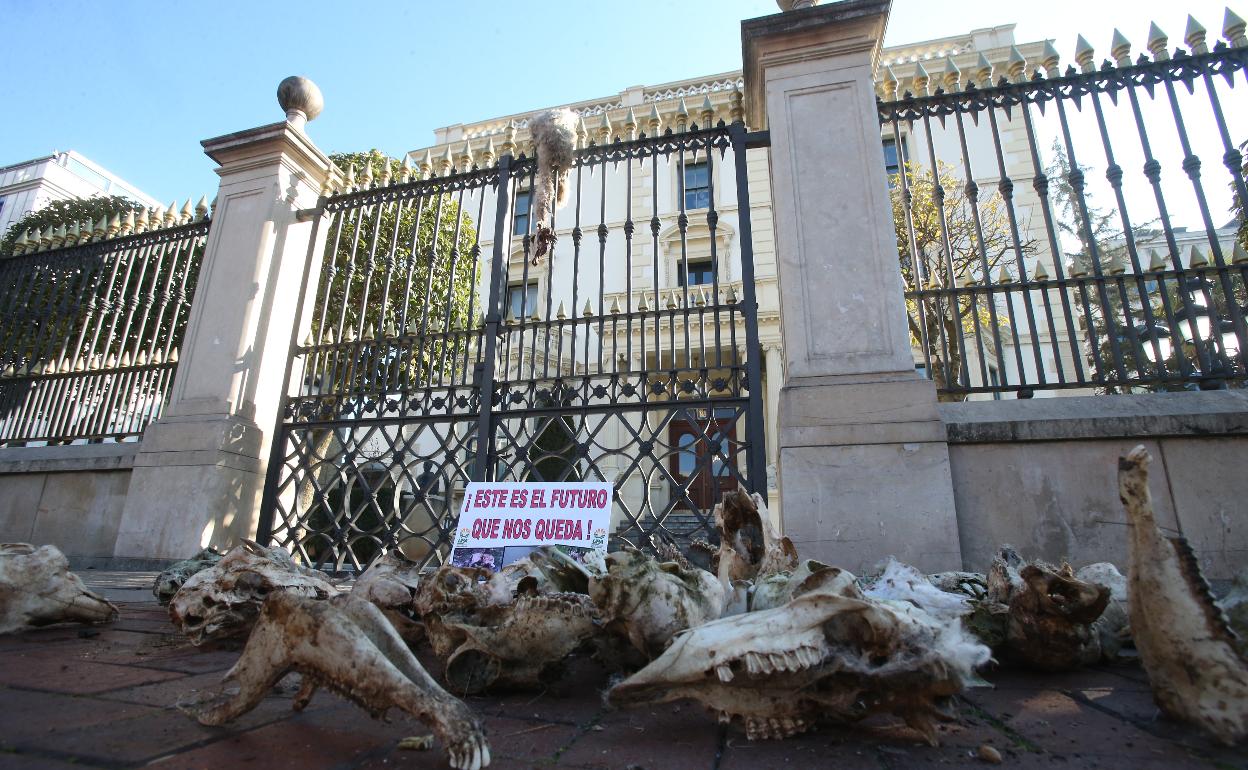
[
  {"xmin": 985, "ymin": 546, "xmax": 1024, "ymax": 605},
  {"xmin": 528, "ymin": 108, "xmax": 577, "ymax": 263},
  {"xmin": 864, "ymin": 558, "xmax": 974, "ymax": 625},
  {"xmin": 1119, "ymin": 445, "xmax": 1248, "ymax": 746},
  {"xmin": 185, "ymin": 592, "xmax": 490, "ymax": 770},
  {"xmin": 0, "ymin": 543, "xmax": 118, "ymax": 634},
  {"xmin": 712, "ymin": 490, "xmax": 797, "ymax": 586},
  {"xmin": 169, "ymin": 541, "xmax": 334, "ymax": 645},
  {"xmin": 748, "ymin": 559, "xmax": 842, "ymax": 613},
  {"xmin": 352, "ymin": 550, "xmax": 425, "ymax": 644},
  {"xmin": 153, "ymin": 547, "xmax": 222, "ymax": 605},
  {"xmin": 416, "ymin": 557, "xmax": 601, "ymax": 692},
  {"xmin": 1076, "ymin": 562, "xmax": 1131, "ymax": 659},
  {"xmin": 1004, "ymin": 562, "xmax": 1109, "ymax": 670},
  {"xmin": 608, "ymin": 565, "xmax": 989, "ymax": 743},
  {"xmin": 927, "ymin": 571, "xmax": 988, "ymax": 600},
  {"xmin": 981, "ymin": 547, "xmax": 1111, "ymax": 669},
  {"xmin": 1223, "ymin": 569, "xmax": 1248, "ymax": 658},
  {"xmin": 588, "ymin": 550, "xmax": 724, "ymax": 659},
  {"xmin": 441, "ymin": 591, "xmax": 599, "ymax": 693}
]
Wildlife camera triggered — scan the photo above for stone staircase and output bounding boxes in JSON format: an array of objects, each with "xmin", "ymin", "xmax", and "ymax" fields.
[{"xmin": 610, "ymin": 510, "xmax": 718, "ymax": 561}]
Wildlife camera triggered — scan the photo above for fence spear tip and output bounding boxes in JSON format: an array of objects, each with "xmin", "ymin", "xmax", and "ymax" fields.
[
  {"xmin": 1111, "ymin": 28, "xmax": 1132, "ymax": 65},
  {"xmin": 1225, "ymin": 7, "xmax": 1247, "ymax": 45},
  {"xmin": 1185, "ymin": 15, "xmax": 1208, "ymax": 53},
  {"xmin": 1147, "ymin": 22, "xmax": 1170, "ymax": 59}
]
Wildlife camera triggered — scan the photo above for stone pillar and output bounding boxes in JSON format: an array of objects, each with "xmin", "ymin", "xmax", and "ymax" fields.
[
  {"xmin": 742, "ymin": 1, "xmax": 963, "ymax": 572},
  {"xmin": 114, "ymin": 78, "xmax": 334, "ymax": 563},
  {"xmin": 763, "ymin": 341, "xmax": 783, "ymax": 497}
]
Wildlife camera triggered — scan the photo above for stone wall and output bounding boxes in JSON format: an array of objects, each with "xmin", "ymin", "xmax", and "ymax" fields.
[
  {"xmin": 0, "ymin": 444, "xmax": 137, "ymax": 569},
  {"xmin": 941, "ymin": 391, "xmax": 1248, "ymax": 580}
]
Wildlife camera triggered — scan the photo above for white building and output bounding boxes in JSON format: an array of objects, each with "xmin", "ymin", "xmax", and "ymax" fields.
[
  {"xmin": 396, "ymin": 25, "xmax": 1058, "ymax": 509},
  {"xmin": 0, "ymin": 150, "xmax": 160, "ymax": 239}
]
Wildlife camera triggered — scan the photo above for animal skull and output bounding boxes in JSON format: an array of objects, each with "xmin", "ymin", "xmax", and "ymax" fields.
[
  {"xmin": 153, "ymin": 547, "xmax": 222, "ymax": 605},
  {"xmin": 588, "ymin": 550, "xmax": 725, "ymax": 659},
  {"xmin": 712, "ymin": 490, "xmax": 797, "ymax": 585},
  {"xmin": 416, "ymin": 559, "xmax": 601, "ymax": 692},
  {"xmin": 184, "ymin": 591, "xmax": 490, "ymax": 770},
  {"xmin": 441, "ymin": 592, "xmax": 599, "ymax": 693},
  {"xmin": 1004, "ymin": 563, "xmax": 1109, "ymax": 670},
  {"xmin": 169, "ymin": 541, "xmax": 334, "ymax": 645},
  {"xmin": 0, "ymin": 543, "xmax": 118, "ymax": 634},
  {"xmin": 352, "ymin": 550, "xmax": 425, "ymax": 644},
  {"xmin": 608, "ymin": 565, "xmax": 990, "ymax": 743}
]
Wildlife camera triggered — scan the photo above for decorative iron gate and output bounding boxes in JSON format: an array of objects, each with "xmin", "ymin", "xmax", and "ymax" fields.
[{"xmin": 258, "ymin": 121, "xmax": 769, "ymax": 571}]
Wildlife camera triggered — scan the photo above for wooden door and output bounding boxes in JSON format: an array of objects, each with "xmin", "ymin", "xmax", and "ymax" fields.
[{"xmin": 668, "ymin": 409, "xmax": 739, "ymax": 510}]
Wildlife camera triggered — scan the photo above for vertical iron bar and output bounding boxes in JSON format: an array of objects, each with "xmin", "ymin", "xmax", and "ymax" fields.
[
  {"xmin": 472, "ymin": 155, "xmax": 512, "ymax": 482},
  {"xmin": 729, "ymin": 122, "xmax": 767, "ymax": 504}
]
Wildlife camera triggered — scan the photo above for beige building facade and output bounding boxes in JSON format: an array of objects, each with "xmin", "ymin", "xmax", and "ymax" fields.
[{"xmin": 399, "ymin": 25, "xmax": 1060, "ymax": 528}]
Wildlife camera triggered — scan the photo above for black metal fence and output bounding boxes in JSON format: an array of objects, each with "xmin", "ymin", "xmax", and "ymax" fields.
[
  {"xmin": 0, "ymin": 210, "xmax": 208, "ymax": 444},
  {"xmin": 260, "ymin": 118, "xmax": 769, "ymax": 572},
  {"xmin": 879, "ymin": 24, "xmax": 1248, "ymax": 398}
]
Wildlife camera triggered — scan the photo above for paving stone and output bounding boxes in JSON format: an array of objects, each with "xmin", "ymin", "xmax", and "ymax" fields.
[
  {"xmin": 127, "ymin": 649, "xmax": 241, "ymax": 675},
  {"xmin": 0, "ymin": 627, "xmax": 95, "ymax": 650},
  {"xmin": 963, "ymin": 687, "xmax": 1202, "ymax": 764},
  {"xmin": 0, "ymin": 752, "xmax": 112, "ymax": 769},
  {"xmin": 463, "ymin": 656, "xmax": 609, "ymax": 727},
  {"xmin": 0, "ymin": 686, "xmax": 161, "ymax": 746},
  {"xmin": 717, "ymin": 726, "xmax": 883, "ymax": 770},
  {"xmin": 987, "ymin": 666, "xmax": 1152, "ymax": 693},
  {"xmin": 0, "ymin": 649, "xmax": 186, "ymax": 695},
  {"xmin": 556, "ymin": 701, "xmax": 720, "ymax": 769},
  {"xmin": 31, "ymin": 694, "xmax": 296, "ymax": 765},
  {"xmin": 147, "ymin": 719, "xmax": 384, "ymax": 770},
  {"xmin": 3, "ymin": 591, "xmax": 1245, "ymax": 770},
  {"xmin": 94, "ymin": 669, "xmax": 238, "ymax": 709},
  {"xmin": 346, "ymin": 714, "xmax": 579, "ymax": 770},
  {"xmin": 484, "ymin": 715, "xmax": 581, "ymax": 761}
]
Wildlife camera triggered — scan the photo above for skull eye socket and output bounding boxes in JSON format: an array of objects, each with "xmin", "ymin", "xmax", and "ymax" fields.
[
  {"xmin": 202, "ymin": 597, "xmax": 217, "ymax": 608},
  {"xmin": 444, "ymin": 574, "xmax": 461, "ymax": 589}
]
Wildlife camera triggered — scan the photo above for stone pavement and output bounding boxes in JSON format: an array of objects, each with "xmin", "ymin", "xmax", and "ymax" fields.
[{"xmin": 1, "ymin": 573, "xmax": 1245, "ymax": 770}]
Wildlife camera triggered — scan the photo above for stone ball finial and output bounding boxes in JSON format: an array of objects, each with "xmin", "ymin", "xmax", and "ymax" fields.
[
  {"xmin": 277, "ymin": 76, "xmax": 323, "ymax": 130},
  {"xmin": 776, "ymin": 0, "xmax": 820, "ymax": 9}
]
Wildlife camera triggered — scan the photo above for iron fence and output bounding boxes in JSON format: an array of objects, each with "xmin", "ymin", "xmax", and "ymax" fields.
[
  {"xmin": 260, "ymin": 117, "xmax": 769, "ymax": 572},
  {"xmin": 0, "ymin": 208, "xmax": 209, "ymax": 444},
  {"xmin": 879, "ymin": 22, "xmax": 1248, "ymax": 397}
]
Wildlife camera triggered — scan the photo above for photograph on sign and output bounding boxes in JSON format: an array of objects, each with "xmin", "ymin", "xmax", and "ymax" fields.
[{"xmin": 451, "ymin": 482, "xmax": 613, "ymax": 571}]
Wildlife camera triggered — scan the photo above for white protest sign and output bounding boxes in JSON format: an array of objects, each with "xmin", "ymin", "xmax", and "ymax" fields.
[{"xmin": 449, "ymin": 481, "xmax": 613, "ymax": 571}]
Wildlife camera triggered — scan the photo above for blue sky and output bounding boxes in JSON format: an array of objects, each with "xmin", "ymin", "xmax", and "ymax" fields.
[{"xmin": 0, "ymin": 0, "xmax": 1238, "ymax": 205}]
